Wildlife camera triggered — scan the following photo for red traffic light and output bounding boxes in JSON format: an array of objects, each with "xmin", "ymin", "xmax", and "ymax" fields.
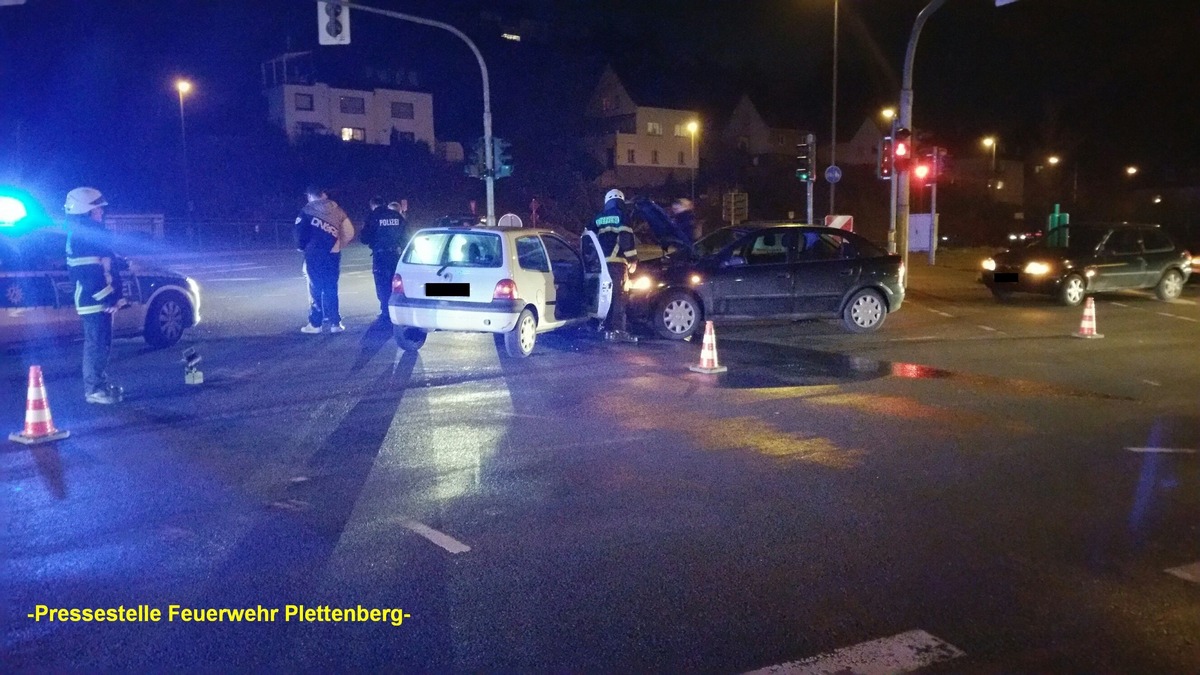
[
  {"xmin": 893, "ymin": 127, "xmax": 913, "ymax": 171},
  {"xmin": 913, "ymin": 163, "xmax": 931, "ymax": 181}
]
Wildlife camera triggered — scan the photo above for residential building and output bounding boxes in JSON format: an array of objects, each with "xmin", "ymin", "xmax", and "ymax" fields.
[
  {"xmin": 584, "ymin": 67, "xmax": 699, "ymax": 189},
  {"xmin": 722, "ymin": 95, "xmax": 807, "ymax": 160}
]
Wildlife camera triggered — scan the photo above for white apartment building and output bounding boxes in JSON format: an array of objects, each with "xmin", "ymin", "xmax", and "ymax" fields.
[
  {"xmin": 586, "ymin": 67, "xmax": 699, "ymax": 189},
  {"xmin": 265, "ymin": 82, "xmax": 436, "ymax": 149}
]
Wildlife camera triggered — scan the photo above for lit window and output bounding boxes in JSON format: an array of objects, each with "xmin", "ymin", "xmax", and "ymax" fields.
[
  {"xmin": 295, "ymin": 93, "xmax": 314, "ymax": 111},
  {"xmin": 627, "ymin": 148, "xmax": 635, "ymax": 164},
  {"xmin": 651, "ymin": 150, "xmax": 659, "ymax": 165},
  {"xmin": 647, "ymin": 122, "xmax": 662, "ymax": 136},
  {"xmin": 340, "ymin": 127, "xmax": 365, "ymax": 142},
  {"xmin": 674, "ymin": 124, "xmax": 686, "ymax": 137},
  {"xmin": 339, "ymin": 96, "xmax": 365, "ymax": 115},
  {"xmin": 391, "ymin": 101, "xmax": 414, "ymax": 119}
]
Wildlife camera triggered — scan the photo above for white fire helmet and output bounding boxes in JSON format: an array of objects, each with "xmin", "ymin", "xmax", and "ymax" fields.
[
  {"xmin": 64, "ymin": 187, "xmax": 108, "ymax": 215},
  {"xmin": 604, "ymin": 189, "xmax": 625, "ymax": 204}
]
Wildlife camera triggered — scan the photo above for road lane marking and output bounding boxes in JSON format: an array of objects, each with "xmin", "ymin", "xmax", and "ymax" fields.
[
  {"xmin": 1169, "ymin": 298, "xmax": 1197, "ymax": 306},
  {"xmin": 745, "ymin": 629, "xmax": 964, "ymax": 675},
  {"xmin": 1166, "ymin": 562, "xmax": 1200, "ymax": 583},
  {"xmin": 206, "ymin": 277, "xmax": 264, "ymax": 282},
  {"xmin": 1156, "ymin": 312, "xmax": 1199, "ymax": 322},
  {"xmin": 398, "ymin": 520, "xmax": 471, "ymax": 554},
  {"xmin": 1111, "ymin": 302, "xmax": 1130, "ymax": 307},
  {"xmin": 977, "ymin": 325, "xmax": 997, "ymax": 332},
  {"xmin": 1141, "ymin": 380, "xmax": 1161, "ymax": 387},
  {"xmin": 1126, "ymin": 447, "xmax": 1197, "ymax": 454},
  {"xmin": 921, "ymin": 306, "xmax": 955, "ymax": 318}
]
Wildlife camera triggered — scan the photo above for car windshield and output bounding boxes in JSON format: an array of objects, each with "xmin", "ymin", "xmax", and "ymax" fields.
[
  {"xmin": 1027, "ymin": 227, "xmax": 1106, "ymax": 252},
  {"xmin": 402, "ymin": 231, "xmax": 502, "ymax": 268},
  {"xmin": 694, "ymin": 228, "xmax": 749, "ymax": 257}
]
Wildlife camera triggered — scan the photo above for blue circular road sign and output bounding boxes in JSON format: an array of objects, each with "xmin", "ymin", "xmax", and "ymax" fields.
[{"xmin": 825, "ymin": 165, "xmax": 842, "ymax": 184}]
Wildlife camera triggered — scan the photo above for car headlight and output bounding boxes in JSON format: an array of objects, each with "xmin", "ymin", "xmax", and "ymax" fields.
[
  {"xmin": 629, "ymin": 275, "xmax": 654, "ymax": 291},
  {"xmin": 1024, "ymin": 261, "xmax": 1052, "ymax": 275},
  {"xmin": 982, "ymin": 258, "xmax": 996, "ymax": 271}
]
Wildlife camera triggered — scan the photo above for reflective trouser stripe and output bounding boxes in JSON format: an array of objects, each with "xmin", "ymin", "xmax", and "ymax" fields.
[
  {"xmin": 67, "ymin": 256, "xmax": 103, "ymax": 266},
  {"xmin": 76, "ymin": 306, "xmax": 104, "ymax": 315}
]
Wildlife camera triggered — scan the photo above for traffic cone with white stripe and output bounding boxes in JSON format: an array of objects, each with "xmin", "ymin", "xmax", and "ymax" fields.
[
  {"xmin": 1072, "ymin": 297, "xmax": 1104, "ymax": 339},
  {"xmin": 9, "ymin": 366, "xmax": 70, "ymax": 445},
  {"xmin": 689, "ymin": 321, "xmax": 728, "ymax": 374}
]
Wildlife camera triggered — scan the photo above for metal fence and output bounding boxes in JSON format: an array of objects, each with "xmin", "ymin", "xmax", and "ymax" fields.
[{"xmin": 163, "ymin": 219, "xmax": 296, "ymax": 250}]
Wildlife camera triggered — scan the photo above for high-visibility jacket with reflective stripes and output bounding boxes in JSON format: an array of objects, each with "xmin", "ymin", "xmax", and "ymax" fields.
[
  {"xmin": 589, "ymin": 205, "xmax": 637, "ymax": 265},
  {"xmin": 66, "ymin": 222, "xmax": 122, "ymax": 316}
]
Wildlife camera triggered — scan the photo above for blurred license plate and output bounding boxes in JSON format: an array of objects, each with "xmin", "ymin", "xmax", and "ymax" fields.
[
  {"xmin": 426, "ymin": 283, "xmax": 470, "ymax": 297},
  {"xmin": 994, "ymin": 272, "xmax": 1018, "ymax": 282}
]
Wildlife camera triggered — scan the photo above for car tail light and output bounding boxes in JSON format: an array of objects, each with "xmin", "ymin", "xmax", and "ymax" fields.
[
  {"xmin": 391, "ymin": 274, "xmax": 405, "ymax": 296},
  {"xmin": 898, "ymin": 262, "xmax": 907, "ymax": 286},
  {"xmin": 493, "ymin": 279, "xmax": 517, "ymax": 300}
]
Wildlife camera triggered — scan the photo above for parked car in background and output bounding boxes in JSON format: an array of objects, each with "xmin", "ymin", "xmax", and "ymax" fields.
[
  {"xmin": 980, "ymin": 223, "xmax": 1192, "ymax": 305},
  {"xmin": 389, "ymin": 224, "xmax": 612, "ymax": 357},
  {"xmin": 626, "ymin": 209, "xmax": 905, "ymax": 339},
  {"xmin": 1, "ymin": 226, "xmax": 201, "ymax": 347}
]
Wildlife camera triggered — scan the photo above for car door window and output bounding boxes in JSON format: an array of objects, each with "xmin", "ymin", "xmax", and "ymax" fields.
[
  {"xmin": 729, "ymin": 231, "xmax": 793, "ymax": 266},
  {"xmin": 797, "ymin": 232, "xmax": 850, "ymax": 261},
  {"xmin": 542, "ymin": 235, "xmax": 580, "ymax": 269},
  {"xmin": 516, "ymin": 236, "xmax": 551, "ymax": 273},
  {"xmin": 1141, "ymin": 229, "xmax": 1174, "ymax": 253},
  {"xmin": 1105, "ymin": 230, "xmax": 1141, "ymax": 255}
]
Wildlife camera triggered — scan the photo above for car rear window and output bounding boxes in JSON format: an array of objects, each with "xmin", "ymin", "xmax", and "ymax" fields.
[
  {"xmin": 402, "ymin": 231, "xmax": 502, "ymax": 268},
  {"xmin": 1142, "ymin": 229, "xmax": 1174, "ymax": 253}
]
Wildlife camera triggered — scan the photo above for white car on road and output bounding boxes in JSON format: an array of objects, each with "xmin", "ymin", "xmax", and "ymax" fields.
[{"xmin": 389, "ymin": 225, "xmax": 613, "ymax": 357}]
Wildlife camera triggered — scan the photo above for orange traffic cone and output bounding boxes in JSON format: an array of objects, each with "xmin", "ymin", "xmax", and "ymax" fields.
[
  {"xmin": 9, "ymin": 366, "xmax": 70, "ymax": 445},
  {"xmin": 689, "ymin": 321, "xmax": 728, "ymax": 374},
  {"xmin": 1072, "ymin": 297, "xmax": 1104, "ymax": 339}
]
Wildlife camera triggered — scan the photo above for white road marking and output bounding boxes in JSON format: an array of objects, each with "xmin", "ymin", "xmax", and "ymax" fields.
[
  {"xmin": 206, "ymin": 277, "xmax": 264, "ymax": 282},
  {"xmin": 1111, "ymin": 302, "xmax": 1129, "ymax": 307},
  {"xmin": 745, "ymin": 629, "xmax": 965, "ymax": 675},
  {"xmin": 398, "ymin": 519, "xmax": 471, "ymax": 554},
  {"xmin": 1126, "ymin": 447, "xmax": 1197, "ymax": 454},
  {"xmin": 977, "ymin": 325, "xmax": 997, "ymax": 332},
  {"xmin": 1169, "ymin": 298, "xmax": 1197, "ymax": 306},
  {"xmin": 1166, "ymin": 562, "xmax": 1200, "ymax": 583},
  {"xmin": 885, "ymin": 335, "xmax": 939, "ymax": 342},
  {"xmin": 921, "ymin": 306, "xmax": 954, "ymax": 318},
  {"xmin": 1141, "ymin": 380, "xmax": 1161, "ymax": 387},
  {"xmin": 1156, "ymin": 311, "xmax": 1199, "ymax": 322}
]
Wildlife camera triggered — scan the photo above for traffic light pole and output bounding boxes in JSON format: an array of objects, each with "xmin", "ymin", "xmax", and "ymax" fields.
[
  {"xmin": 320, "ymin": 2, "xmax": 496, "ymax": 227},
  {"xmin": 806, "ymin": 133, "xmax": 815, "ymax": 225},
  {"xmin": 896, "ymin": 0, "xmax": 947, "ymax": 277}
]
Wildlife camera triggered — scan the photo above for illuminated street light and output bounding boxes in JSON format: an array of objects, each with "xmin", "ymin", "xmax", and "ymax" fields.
[
  {"xmin": 881, "ymin": 107, "xmax": 895, "ymax": 121},
  {"xmin": 175, "ymin": 79, "xmax": 194, "ymax": 223},
  {"xmin": 1125, "ymin": 165, "xmax": 1139, "ymax": 176},
  {"xmin": 1153, "ymin": 195, "xmax": 1163, "ymax": 204},
  {"xmin": 1047, "ymin": 155, "xmax": 1061, "ymax": 166}
]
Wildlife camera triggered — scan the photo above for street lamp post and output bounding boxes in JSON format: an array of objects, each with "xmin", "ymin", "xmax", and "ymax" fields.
[
  {"xmin": 175, "ymin": 79, "xmax": 193, "ymax": 239},
  {"xmin": 829, "ymin": 0, "xmax": 840, "ymax": 215},
  {"xmin": 882, "ymin": 107, "xmax": 897, "ymax": 254},
  {"xmin": 687, "ymin": 120, "xmax": 699, "ymax": 202}
]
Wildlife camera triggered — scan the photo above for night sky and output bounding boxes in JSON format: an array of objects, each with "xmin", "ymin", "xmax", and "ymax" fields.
[{"xmin": 2, "ymin": 0, "xmax": 1198, "ymax": 204}]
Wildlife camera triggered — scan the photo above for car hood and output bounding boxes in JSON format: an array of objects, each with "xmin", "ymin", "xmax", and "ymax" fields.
[
  {"xmin": 125, "ymin": 258, "xmax": 187, "ymax": 280},
  {"xmin": 633, "ymin": 198, "xmax": 693, "ymax": 255},
  {"xmin": 991, "ymin": 246, "xmax": 1071, "ymax": 266}
]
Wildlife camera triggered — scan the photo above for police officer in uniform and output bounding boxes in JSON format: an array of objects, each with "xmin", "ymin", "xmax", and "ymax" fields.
[
  {"xmin": 361, "ymin": 196, "xmax": 407, "ymax": 321},
  {"xmin": 587, "ymin": 189, "xmax": 638, "ymax": 343},
  {"xmin": 64, "ymin": 187, "xmax": 125, "ymax": 404}
]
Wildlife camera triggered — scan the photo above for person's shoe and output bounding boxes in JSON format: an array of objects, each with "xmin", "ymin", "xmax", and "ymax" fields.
[
  {"xmin": 107, "ymin": 383, "xmax": 125, "ymax": 402},
  {"xmin": 328, "ymin": 322, "xmax": 347, "ymax": 333},
  {"xmin": 614, "ymin": 331, "xmax": 639, "ymax": 344},
  {"xmin": 300, "ymin": 324, "xmax": 323, "ymax": 334},
  {"xmin": 86, "ymin": 390, "xmax": 119, "ymax": 405}
]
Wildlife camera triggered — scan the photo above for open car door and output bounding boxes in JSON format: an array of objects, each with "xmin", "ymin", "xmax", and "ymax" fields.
[{"xmin": 581, "ymin": 230, "xmax": 612, "ymax": 320}]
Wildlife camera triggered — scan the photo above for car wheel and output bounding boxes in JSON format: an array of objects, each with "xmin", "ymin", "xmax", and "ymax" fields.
[
  {"xmin": 1058, "ymin": 273, "xmax": 1086, "ymax": 306},
  {"xmin": 654, "ymin": 290, "xmax": 701, "ymax": 340},
  {"xmin": 144, "ymin": 292, "xmax": 190, "ymax": 348},
  {"xmin": 1155, "ymin": 269, "xmax": 1184, "ymax": 301},
  {"xmin": 503, "ymin": 308, "xmax": 537, "ymax": 357},
  {"xmin": 990, "ymin": 288, "xmax": 1014, "ymax": 302},
  {"xmin": 393, "ymin": 325, "xmax": 427, "ymax": 351},
  {"xmin": 842, "ymin": 289, "xmax": 887, "ymax": 333}
]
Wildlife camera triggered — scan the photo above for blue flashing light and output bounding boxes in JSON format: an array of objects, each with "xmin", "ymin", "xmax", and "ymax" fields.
[{"xmin": 0, "ymin": 196, "xmax": 27, "ymax": 226}]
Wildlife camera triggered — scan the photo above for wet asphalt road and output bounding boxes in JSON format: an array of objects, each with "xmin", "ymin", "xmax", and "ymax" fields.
[{"xmin": 3, "ymin": 246, "xmax": 1199, "ymax": 672}]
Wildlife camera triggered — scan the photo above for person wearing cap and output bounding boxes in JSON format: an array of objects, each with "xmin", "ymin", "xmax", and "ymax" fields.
[
  {"xmin": 295, "ymin": 185, "xmax": 355, "ymax": 333},
  {"xmin": 361, "ymin": 195, "xmax": 407, "ymax": 322},
  {"xmin": 64, "ymin": 187, "xmax": 125, "ymax": 404},
  {"xmin": 587, "ymin": 188, "xmax": 638, "ymax": 343}
]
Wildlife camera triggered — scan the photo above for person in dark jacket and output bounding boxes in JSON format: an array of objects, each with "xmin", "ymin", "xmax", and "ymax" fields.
[
  {"xmin": 295, "ymin": 186, "xmax": 355, "ymax": 333},
  {"xmin": 586, "ymin": 189, "xmax": 638, "ymax": 343},
  {"xmin": 64, "ymin": 187, "xmax": 124, "ymax": 404},
  {"xmin": 360, "ymin": 196, "xmax": 407, "ymax": 321}
]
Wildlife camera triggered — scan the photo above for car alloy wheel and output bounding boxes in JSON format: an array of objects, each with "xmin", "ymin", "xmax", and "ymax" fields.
[
  {"xmin": 1156, "ymin": 269, "xmax": 1183, "ymax": 301},
  {"xmin": 1061, "ymin": 274, "xmax": 1085, "ymax": 306},
  {"xmin": 662, "ymin": 299, "xmax": 696, "ymax": 335},
  {"xmin": 654, "ymin": 290, "xmax": 701, "ymax": 340},
  {"xmin": 145, "ymin": 292, "xmax": 188, "ymax": 347},
  {"xmin": 157, "ymin": 299, "xmax": 184, "ymax": 341}
]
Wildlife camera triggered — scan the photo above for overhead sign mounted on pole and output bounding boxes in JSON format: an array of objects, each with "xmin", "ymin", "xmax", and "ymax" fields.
[{"xmin": 317, "ymin": 2, "xmax": 351, "ymax": 45}]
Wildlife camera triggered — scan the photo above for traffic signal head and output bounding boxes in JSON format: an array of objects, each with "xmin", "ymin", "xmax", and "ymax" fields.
[
  {"xmin": 317, "ymin": 1, "xmax": 351, "ymax": 45},
  {"xmin": 465, "ymin": 137, "xmax": 487, "ymax": 179},
  {"xmin": 878, "ymin": 136, "xmax": 894, "ymax": 180},
  {"xmin": 913, "ymin": 162, "xmax": 931, "ymax": 185},
  {"xmin": 795, "ymin": 141, "xmax": 813, "ymax": 182},
  {"xmin": 493, "ymin": 138, "xmax": 514, "ymax": 179},
  {"xmin": 893, "ymin": 127, "xmax": 913, "ymax": 172}
]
